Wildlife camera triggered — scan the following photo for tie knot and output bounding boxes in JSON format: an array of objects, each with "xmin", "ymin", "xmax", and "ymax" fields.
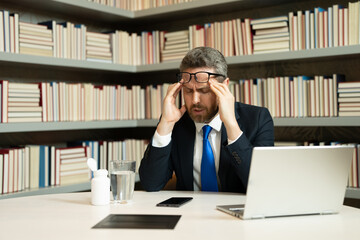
[{"xmin": 202, "ymin": 125, "xmax": 212, "ymax": 139}]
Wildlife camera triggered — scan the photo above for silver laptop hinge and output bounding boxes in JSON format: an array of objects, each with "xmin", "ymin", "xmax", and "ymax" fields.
[{"xmin": 251, "ymin": 215, "xmax": 265, "ymax": 219}]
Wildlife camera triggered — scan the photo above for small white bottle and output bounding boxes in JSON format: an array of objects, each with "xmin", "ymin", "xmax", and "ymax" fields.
[{"xmin": 91, "ymin": 169, "xmax": 110, "ymax": 206}]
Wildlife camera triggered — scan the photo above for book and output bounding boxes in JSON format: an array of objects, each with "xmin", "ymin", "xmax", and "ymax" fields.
[
  {"xmin": 28, "ymin": 145, "xmax": 40, "ymax": 189},
  {"xmin": 0, "ymin": 154, "xmax": 3, "ymax": 194},
  {"xmin": 338, "ymin": 97, "xmax": 360, "ymax": 102},
  {"xmin": 338, "ymin": 81, "xmax": 360, "ymax": 88},
  {"xmin": 338, "ymin": 111, "xmax": 360, "ymax": 116},
  {"xmin": 339, "ymin": 92, "xmax": 360, "ymax": 98},
  {"xmin": 60, "ymin": 172, "xmax": 90, "ymax": 186},
  {"xmin": 0, "ymin": 149, "xmax": 9, "ymax": 194},
  {"xmin": 39, "ymin": 145, "xmax": 49, "ymax": 188},
  {"xmin": 252, "ymin": 21, "xmax": 288, "ymax": 30},
  {"xmin": 253, "ymin": 40, "xmax": 290, "ymax": 51},
  {"xmin": 0, "ymin": 80, "xmax": 9, "ymax": 123}
]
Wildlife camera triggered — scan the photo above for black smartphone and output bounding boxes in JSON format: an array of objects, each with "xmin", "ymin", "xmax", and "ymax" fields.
[{"xmin": 156, "ymin": 197, "xmax": 193, "ymax": 207}]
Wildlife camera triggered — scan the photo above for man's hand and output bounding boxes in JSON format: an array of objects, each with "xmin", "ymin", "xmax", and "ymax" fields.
[
  {"xmin": 157, "ymin": 82, "xmax": 186, "ymax": 136},
  {"xmin": 209, "ymin": 79, "xmax": 242, "ymax": 141}
]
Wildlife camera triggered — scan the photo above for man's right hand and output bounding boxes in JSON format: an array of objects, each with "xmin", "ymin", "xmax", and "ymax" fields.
[{"xmin": 156, "ymin": 82, "xmax": 186, "ymax": 136}]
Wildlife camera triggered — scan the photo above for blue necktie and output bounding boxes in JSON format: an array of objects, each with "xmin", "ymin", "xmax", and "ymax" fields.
[{"xmin": 201, "ymin": 125, "xmax": 218, "ymax": 192}]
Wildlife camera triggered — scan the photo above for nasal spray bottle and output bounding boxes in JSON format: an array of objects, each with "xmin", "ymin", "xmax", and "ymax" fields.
[{"xmin": 87, "ymin": 158, "xmax": 110, "ymax": 205}]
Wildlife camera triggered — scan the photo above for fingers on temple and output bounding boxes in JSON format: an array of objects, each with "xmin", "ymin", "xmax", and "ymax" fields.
[{"xmin": 210, "ymin": 80, "xmax": 228, "ymax": 96}]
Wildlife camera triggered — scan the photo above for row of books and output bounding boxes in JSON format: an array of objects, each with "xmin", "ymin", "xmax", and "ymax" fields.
[
  {"xmin": 275, "ymin": 141, "xmax": 360, "ymax": 188},
  {"xmin": 189, "ymin": 1, "xmax": 360, "ymax": 57},
  {"xmin": 338, "ymin": 81, "xmax": 360, "ymax": 116},
  {"xmin": 0, "ymin": 80, "xmax": 174, "ymax": 123},
  {"xmin": 95, "ymin": 139, "xmax": 148, "ymax": 172},
  {"xmin": 0, "ymin": 145, "xmax": 90, "ymax": 194},
  {"xmin": 0, "ymin": 139, "xmax": 148, "ymax": 195},
  {"xmin": 1, "ymin": 139, "xmax": 358, "ymax": 195},
  {"xmin": 1, "ymin": 76, "xmax": 359, "ymax": 123},
  {"xmin": 229, "ymin": 74, "xmax": 342, "ymax": 118},
  {"xmin": 2, "ymin": 1, "xmax": 360, "ymax": 65},
  {"xmin": 87, "ymin": 0, "xmax": 195, "ymax": 11},
  {"xmin": 289, "ymin": 4, "xmax": 354, "ymax": 50},
  {"xmin": 112, "ymin": 30, "xmax": 162, "ymax": 65}
]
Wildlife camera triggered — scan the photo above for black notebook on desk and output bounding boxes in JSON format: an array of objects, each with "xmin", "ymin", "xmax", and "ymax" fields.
[
  {"xmin": 217, "ymin": 145, "xmax": 353, "ymax": 220},
  {"xmin": 92, "ymin": 214, "xmax": 181, "ymax": 229}
]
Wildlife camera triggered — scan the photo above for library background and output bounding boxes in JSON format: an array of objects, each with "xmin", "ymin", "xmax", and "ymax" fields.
[{"xmin": 0, "ymin": 0, "xmax": 359, "ymax": 207}]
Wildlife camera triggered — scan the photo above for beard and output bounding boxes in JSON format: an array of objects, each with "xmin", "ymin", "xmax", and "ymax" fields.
[{"xmin": 186, "ymin": 103, "xmax": 218, "ymax": 123}]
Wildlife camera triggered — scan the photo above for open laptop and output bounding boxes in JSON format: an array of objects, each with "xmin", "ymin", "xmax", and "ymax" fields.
[{"xmin": 216, "ymin": 145, "xmax": 354, "ymax": 220}]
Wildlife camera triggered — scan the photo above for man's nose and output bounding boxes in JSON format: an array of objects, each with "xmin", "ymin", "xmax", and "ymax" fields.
[{"xmin": 192, "ymin": 90, "xmax": 200, "ymax": 104}]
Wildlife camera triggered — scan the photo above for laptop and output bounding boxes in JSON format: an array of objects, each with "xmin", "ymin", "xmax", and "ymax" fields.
[{"xmin": 216, "ymin": 145, "xmax": 354, "ymax": 220}]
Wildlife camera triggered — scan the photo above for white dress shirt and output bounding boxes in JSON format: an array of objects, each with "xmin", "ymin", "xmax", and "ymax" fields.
[{"xmin": 152, "ymin": 114, "xmax": 241, "ymax": 191}]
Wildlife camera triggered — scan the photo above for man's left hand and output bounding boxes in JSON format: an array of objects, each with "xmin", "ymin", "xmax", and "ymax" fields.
[{"xmin": 209, "ymin": 79, "xmax": 242, "ymax": 141}]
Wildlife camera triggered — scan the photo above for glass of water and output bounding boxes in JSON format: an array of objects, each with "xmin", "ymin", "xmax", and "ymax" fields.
[{"xmin": 109, "ymin": 160, "xmax": 136, "ymax": 204}]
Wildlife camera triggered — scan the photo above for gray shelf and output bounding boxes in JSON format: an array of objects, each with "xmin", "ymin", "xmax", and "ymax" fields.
[
  {"xmin": 0, "ymin": 174, "xmax": 141, "ymax": 200},
  {"xmin": 0, "ymin": 182, "xmax": 91, "ymax": 200},
  {"xmin": 0, "ymin": 117, "xmax": 359, "ymax": 134},
  {"xmin": 273, "ymin": 117, "xmax": 360, "ymax": 127},
  {"xmin": 2, "ymin": 45, "xmax": 360, "ymax": 74},
  {"xmin": 132, "ymin": 0, "xmax": 242, "ymax": 18},
  {"xmin": 4, "ymin": 0, "xmax": 268, "ymax": 20},
  {"xmin": 0, "ymin": 119, "xmax": 158, "ymax": 133},
  {"xmin": 0, "ymin": 52, "xmax": 136, "ymax": 73},
  {"xmin": 226, "ymin": 45, "xmax": 360, "ymax": 65}
]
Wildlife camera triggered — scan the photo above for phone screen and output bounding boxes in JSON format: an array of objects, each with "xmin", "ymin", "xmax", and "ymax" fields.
[{"xmin": 156, "ymin": 197, "xmax": 193, "ymax": 207}]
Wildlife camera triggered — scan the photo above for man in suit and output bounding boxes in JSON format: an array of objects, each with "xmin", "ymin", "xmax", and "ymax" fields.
[{"xmin": 139, "ymin": 47, "xmax": 274, "ymax": 193}]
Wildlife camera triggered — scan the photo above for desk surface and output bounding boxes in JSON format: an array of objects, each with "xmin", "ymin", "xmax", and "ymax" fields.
[{"xmin": 0, "ymin": 191, "xmax": 360, "ymax": 240}]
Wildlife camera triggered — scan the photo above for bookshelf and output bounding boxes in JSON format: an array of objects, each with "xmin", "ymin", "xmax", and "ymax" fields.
[
  {"xmin": 0, "ymin": 174, "xmax": 141, "ymax": 200},
  {"xmin": 0, "ymin": 0, "xmax": 359, "ymax": 200}
]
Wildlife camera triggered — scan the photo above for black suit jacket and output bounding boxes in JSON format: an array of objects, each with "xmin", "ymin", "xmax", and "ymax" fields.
[{"xmin": 139, "ymin": 102, "xmax": 274, "ymax": 193}]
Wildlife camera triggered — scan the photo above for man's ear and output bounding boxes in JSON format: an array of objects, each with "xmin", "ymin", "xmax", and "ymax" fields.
[{"xmin": 223, "ymin": 78, "xmax": 230, "ymax": 86}]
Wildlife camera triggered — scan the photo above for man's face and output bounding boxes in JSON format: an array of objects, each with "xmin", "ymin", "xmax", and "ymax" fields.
[{"xmin": 181, "ymin": 67, "xmax": 219, "ymax": 123}]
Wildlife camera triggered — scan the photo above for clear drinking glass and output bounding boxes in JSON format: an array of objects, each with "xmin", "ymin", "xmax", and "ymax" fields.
[{"xmin": 109, "ymin": 160, "xmax": 136, "ymax": 204}]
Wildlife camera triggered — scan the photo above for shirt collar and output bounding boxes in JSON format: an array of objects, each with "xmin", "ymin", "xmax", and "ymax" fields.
[{"xmin": 195, "ymin": 114, "xmax": 222, "ymax": 133}]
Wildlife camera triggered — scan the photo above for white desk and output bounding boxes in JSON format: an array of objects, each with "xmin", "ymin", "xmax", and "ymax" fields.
[{"xmin": 0, "ymin": 191, "xmax": 360, "ymax": 240}]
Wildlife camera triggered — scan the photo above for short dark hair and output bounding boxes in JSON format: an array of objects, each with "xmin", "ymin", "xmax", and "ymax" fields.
[{"xmin": 180, "ymin": 47, "xmax": 228, "ymax": 79}]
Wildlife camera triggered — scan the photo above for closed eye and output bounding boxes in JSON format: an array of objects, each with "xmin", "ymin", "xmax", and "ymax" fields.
[
  {"xmin": 183, "ymin": 88, "xmax": 193, "ymax": 94},
  {"xmin": 198, "ymin": 88, "xmax": 211, "ymax": 94},
  {"xmin": 182, "ymin": 87, "xmax": 211, "ymax": 94}
]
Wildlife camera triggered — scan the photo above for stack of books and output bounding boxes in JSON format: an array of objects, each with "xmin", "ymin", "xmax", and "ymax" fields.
[
  {"xmin": 19, "ymin": 21, "xmax": 54, "ymax": 57},
  {"xmin": 7, "ymin": 82, "xmax": 42, "ymax": 123},
  {"xmin": 56, "ymin": 146, "xmax": 90, "ymax": 186},
  {"xmin": 86, "ymin": 31, "xmax": 112, "ymax": 63},
  {"xmin": 161, "ymin": 30, "xmax": 189, "ymax": 62},
  {"xmin": 338, "ymin": 81, "xmax": 360, "ymax": 116},
  {"xmin": 251, "ymin": 16, "xmax": 290, "ymax": 54}
]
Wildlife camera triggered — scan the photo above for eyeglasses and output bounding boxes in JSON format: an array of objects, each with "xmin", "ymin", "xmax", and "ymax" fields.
[{"xmin": 176, "ymin": 71, "xmax": 225, "ymax": 84}]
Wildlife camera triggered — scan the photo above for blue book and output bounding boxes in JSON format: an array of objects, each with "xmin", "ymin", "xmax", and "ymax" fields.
[{"xmin": 39, "ymin": 145, "xmax": 46, "ymax": 188}]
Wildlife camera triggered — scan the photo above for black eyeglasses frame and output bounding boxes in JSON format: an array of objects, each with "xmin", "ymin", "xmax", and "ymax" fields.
[{"xmin": 176, "ymin": 71, "xmax": 226, "ymax": 84}]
